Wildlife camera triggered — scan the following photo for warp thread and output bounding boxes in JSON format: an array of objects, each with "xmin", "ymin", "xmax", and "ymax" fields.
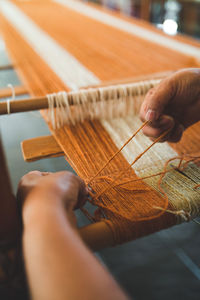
[
  {"xmin": 46, "ymin": 79, "xmax": 159, "ymax": 129},
  {"xmin": 46, "ymin": 85, "xmax": 200, "ymax": 226},
  {"xmin": 84, "ymin": 125, "xmax": 200, "ymax": 224}
]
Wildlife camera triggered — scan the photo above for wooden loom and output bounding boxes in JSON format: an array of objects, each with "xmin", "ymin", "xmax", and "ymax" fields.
[{"xmin": 0, "ymin": 0, "xmax": 200, "ymax": 251}]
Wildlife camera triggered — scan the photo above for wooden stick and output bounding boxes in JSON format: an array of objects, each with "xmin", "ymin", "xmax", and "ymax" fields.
[
  {"xmin": 0, "ymin": 78, "xmax": 161, "ymax": 115},
  {"xmin": 79, "ymin": 221, "xmax": 114, "ymax": 251},
  {"xmin": 0, "ymin": 95, "xmax": 49, "ymax": 114},
  {"xmin": 0, "ymin": 70, "xmax": 173, "ymax": 115}
]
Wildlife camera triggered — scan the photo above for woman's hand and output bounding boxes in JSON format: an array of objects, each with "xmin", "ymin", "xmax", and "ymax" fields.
[
  {"xmin": 140, "ymin": 68, "xmax": 200, "ymax": 142},
  {"xmin": 20, "ymin": 171, "xmax": 128, "ymax": 300},
  {"xmin": 17, "ymin": 171, "xmax": 88, "ymax": 226}
]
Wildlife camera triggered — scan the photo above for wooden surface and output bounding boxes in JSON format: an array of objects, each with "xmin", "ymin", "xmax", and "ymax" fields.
[{"xmin": 21, "ymin": 135, "xmax": 64, "ymax": 162}]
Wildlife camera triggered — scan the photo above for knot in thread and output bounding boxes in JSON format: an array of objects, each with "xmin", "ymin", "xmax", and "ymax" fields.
[
  {"xmin": 7, "ymin": 84, "xmax": 16, "ymax": 114},
  {"xmin": 175, "ymin": 210, "xmax": 191, "ymax": 222}
]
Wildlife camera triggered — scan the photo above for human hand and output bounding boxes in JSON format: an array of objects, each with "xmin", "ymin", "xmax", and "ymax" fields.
[
  {"xmin": 140, "ymin": 68, "xmax": 200, "ymax": 142},
  {"xmin": 17, "ymin": 171, "xmax": 88, "ymax": 225}
]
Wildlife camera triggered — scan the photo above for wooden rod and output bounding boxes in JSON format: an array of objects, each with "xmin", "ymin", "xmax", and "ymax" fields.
[
  {"xmin": 0, "ymin": 96, "xmax": 49, "ymax": 114},
  {"xmin": 79, "ymin": 221, "xmax": 114, "ymax": 251},
  {"xmin": 0, "ymin": 79, "xmax": 161, "ymax": 115},
  {"xmin": 0, "ymin": 71, "xmax": 172, "ymax": 116}
]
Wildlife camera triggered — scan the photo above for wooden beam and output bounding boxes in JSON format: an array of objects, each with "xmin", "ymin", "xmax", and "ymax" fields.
[
  {"xmin": 79, "ymin": 221, "xmax": 114, "ymax": 251},
  {"xmin": 21, "ymin": 135, "xmax": 64, "ymax": 162}
]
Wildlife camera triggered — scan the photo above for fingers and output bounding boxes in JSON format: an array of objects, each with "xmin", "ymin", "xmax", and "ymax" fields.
[
  {"xmin": 140, "ymin": 80, "xmax": 174, "ymax": 123},
  {"xmin": 18, "ymin": 170, "xmax": 88, "ymax": 211},
  {"xmin": 140, "ymin": 72, "xmax": 186, "ymax": 143},
  {"xmin": 167, "ymin": 123, "xmax": 184, "ymax": 143},
  {"xmin": 52, "ymin": 171, "xmax": 88, "ymax": 209},
  {"xmin": 142, "ymin": 116, "xmax": 184, "ymax": 143},
  {"xmin": 76, "ymin": 178, "xmax": 88, "ymax": 209},
  {"xmin": 142, "ymin": 115, "xmax": 174, "ymax": 141}
]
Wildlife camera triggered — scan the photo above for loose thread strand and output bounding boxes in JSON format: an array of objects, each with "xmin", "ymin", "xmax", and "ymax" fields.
[
  {"xmin": 94, "ymin": 128, "xmax": 171, "ymax": 200},
  {"xmin": 87, "ymin": 120, "xmax": 149, "ymax": 185}
]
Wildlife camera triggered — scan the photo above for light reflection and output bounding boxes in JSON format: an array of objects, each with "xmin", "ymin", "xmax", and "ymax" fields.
[{"xmin": 163, "ymin": 19, "xmax": 178, "ymax": 36}]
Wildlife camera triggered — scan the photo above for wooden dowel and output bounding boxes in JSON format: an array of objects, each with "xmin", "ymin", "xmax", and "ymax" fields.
[
  {"xmin": 79, "ymin": 221, "xmax": 114, "ymax": 251},
  {"xmin": 0, "ymin": 70, "xmax": 172, "ymax": 115},
  {"xmin": 0, "ymin": 78, "xmax": 161, "ymax": 115},
  {"xmin": 0, "ymin": 96, "xmax": 49, "ymax": 114}
]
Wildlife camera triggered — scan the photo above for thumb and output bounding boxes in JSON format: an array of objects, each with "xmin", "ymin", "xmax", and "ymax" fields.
[{"xmin": 140, "ymin": 80, "xmax": 174, "ymax": 122}]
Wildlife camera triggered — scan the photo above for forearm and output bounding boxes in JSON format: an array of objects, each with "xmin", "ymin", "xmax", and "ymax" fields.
[{"xmin": 23, "ymin": 191, "xmax": 128, "ymax": 300}]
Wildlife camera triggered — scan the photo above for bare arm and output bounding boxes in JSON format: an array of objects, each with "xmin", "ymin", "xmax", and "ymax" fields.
[{"xmin": 19, "ymin": 171, "xmax": 128, "ymax": 300}]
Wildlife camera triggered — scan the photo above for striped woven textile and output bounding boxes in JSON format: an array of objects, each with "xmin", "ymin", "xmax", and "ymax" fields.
[{"xmin": 1, "ymin": 0, "xmax": 200, "ymax": 245}]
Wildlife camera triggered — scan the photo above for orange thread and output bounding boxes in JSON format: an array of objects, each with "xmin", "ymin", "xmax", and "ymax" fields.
[
  {"xmin": 83, "ymin": 128, "xmax": 173, "ymax": 223},
  {"xmin": 94, "ymin": 128, "xmax": 171, "ymax": 200},
  {"xmin": 87, "ymin": 120, "xmax": 149, "ymax": 185}
]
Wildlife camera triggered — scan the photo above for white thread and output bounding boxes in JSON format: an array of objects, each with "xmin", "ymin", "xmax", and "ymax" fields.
[
  {"xmin": 7, "ymin": 99, "xmax": 11, "ymax": 115},
  {"xmin": 47, "ymin": 93, "xmax": 56, "ymax": 129},
  {"xmin": 7, "ymin": 84, "xmax": 16, "ymax": 114},
  {"xmin": 47, "ymin": 79, "xmax": 160, "ymax": 129},
  {"xmin": 1, "ymin": 1, "xmax": 99, "ymax": 90},
  {"xmin": 153, "ymin": 206, "xmax": 192, "ymax": 223},
  {"xmin": 7, "ymin": 83, "xmax": 15, "ymax": 100}
]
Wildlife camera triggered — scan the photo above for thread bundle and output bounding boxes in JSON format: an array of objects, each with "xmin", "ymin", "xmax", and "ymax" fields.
[{"xmin": 46, "ymin": 80, "xmax": 159, "ymax": 128}]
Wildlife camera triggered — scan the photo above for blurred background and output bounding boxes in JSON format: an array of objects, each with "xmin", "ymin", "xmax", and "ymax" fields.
[{"xmin": 82, "ymin": 0, "xmax": 200, "ymax": 38}]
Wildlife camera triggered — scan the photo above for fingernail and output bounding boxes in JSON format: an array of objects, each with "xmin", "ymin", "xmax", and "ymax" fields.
[
  {"xmin": 160, "ymin": 116, "xmax": 173, "ymax": 126},
  {"xmin": 145, "ymin": 109, "xmax": 156, "ymax": 121},
  {"xmin": 179, "ymin": 124, "xmax": 185, "ymax": 132},
  {"xmin": 86, "ymin": 186, "xmax": 92, "ymax": 192}
]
